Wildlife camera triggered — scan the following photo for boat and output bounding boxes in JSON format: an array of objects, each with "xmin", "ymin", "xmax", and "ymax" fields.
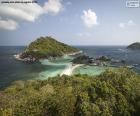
[
  {"xmin": 127, "ymin": 65, "xmax": 134, "ymax": 69},
  {"xmin": 132, "ymin": 64, "xmax": 139, "ymax": 66}
]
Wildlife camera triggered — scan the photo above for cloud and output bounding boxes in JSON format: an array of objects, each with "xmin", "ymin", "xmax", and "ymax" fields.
[
  {"xmin": 81, "ymin": 9, "xmax": 98, "ymax": 28},
  {"xmin": 0, "ymin": 0, "xmax": 44, "ymax": 22},
  {"xmin": 77, "ymin": 32, "xmax": 91, "ymax": 37},
  {"xmin": 43, "ymin": 0, "xmax": 63, "ymax": 14},
  {"xmin": 0, "ymin": 0, "xmax": 63, "ymax": 30},
  {"xmin": 119, "ymin": 20, "xmax": 135, "ymax": 28},
  {"xmin": 119, "ymin": 23, "xmax": 125, "ymax": 28},
  {"xmin": 128, "ymin": 20, "xmax": 135, "ymax": 26},
  {"xmin": 0, "ymin": 19, "xmax": 18, "ymax": 30}
]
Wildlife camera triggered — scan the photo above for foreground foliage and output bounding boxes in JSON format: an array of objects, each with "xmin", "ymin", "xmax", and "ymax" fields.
[{"xmin": 0, "ymin": 68, "xmax": 140, "ymax": 116}]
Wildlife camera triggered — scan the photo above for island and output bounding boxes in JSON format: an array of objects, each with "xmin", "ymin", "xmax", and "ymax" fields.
[
  {"xmin": 127, "ymin": 42, "xmax": 140, "ymax": 50},
  {"xmin": 14, "ymin": 36, "xmax": 80, "ymax": 62},
  {"xmin": 72, "ymin": 55, "xmax": 119, "ymax": 66},
  {"xmin": 72, "ymin": 55, "xmax": 93, "ymax": 64}
]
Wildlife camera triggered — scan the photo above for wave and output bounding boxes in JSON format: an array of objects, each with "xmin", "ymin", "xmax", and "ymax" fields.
[
  {"xmin": 118, "ymin": 48, "xmax": 128, "ymax": 52},
  {"xmin": 40, "ymin": 59, "xmax": 69, "ymax": 66}
]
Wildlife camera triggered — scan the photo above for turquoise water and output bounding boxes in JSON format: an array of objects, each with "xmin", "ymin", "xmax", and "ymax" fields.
[
  {"xmin": 38, "ymin": 55, "xmax": 74, "ymax": 79},
  {"xmin": 38, "ymin": 55, "xmax": 109, "ymax": 79},
  {"xmin": 1, "ymin": 46, "xmax": 139, "ymax": 88},
  {"xmin": 73, "ymin": 65, "xmax": 111, "ymax": 76}
]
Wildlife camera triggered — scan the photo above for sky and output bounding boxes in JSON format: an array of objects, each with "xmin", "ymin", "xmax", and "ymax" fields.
[{"xmin": 0, "ymin": 0, "xmax": 140, "ymax": 46}]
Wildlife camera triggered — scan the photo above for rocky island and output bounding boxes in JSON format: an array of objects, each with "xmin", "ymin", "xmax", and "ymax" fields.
[
  {"xmin": 127, "ymin": 42, "xmax": 140, "ymax": 50},
  {"xmin": 72, "ymin": 55, "xmax": 114, "ymax": 66},
  {"xmin": 14, "ymin": 36, "xmax": 79, "ymax": 62},
  {"xmin": 72, "ymin": 55, "xmax": 93, "ymax": 64}
]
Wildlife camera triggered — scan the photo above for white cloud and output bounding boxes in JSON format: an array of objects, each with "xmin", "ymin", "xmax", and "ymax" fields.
[
  {"xmin": 119, "ymin": 23, "xmax": 125, "ymax": 28},
  {"xmin": 128, "ymin": 20, "xmax": 135, "ymax": 26},
  {"xmin": 0, "ymin": 0, "xmax": 44, "ymax": 22},
  {"xmin": 0, "ymin": 0, "xmax": 63, "ymax": 30},
  {"xmin": 119, "ymin": 20, "xmax": 135, "ymax": 28},
  {"xmin": 77, "ymin": 32, "xmax": 91, "ymax": 37},
  {"xmin": 43, "ymin": 0, "xmax": 63, "ymax": 14},
  {"xmin": 0, "ymin": 19, "xmax": 18, "ymax": 30},
  {"xmin": 81, "ymin": 9, "xmax": 98, "ymax": 28}
]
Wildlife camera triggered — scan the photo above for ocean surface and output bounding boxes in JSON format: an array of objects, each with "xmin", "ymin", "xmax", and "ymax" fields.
[{"xmin": 0, "ymin": 46, "xmax": 140, "ymax": 88}]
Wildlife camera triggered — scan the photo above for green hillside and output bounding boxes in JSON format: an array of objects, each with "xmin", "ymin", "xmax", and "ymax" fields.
[
  {"xmin": 1, "ymin": 67, "xmax": 140, "ymax": 116},
  {"xmin": 20, "ymin": 36, "xmax": 79, "ymax": 59},
  {"xmin": 127, "ymin": 42, "xmax": 140, "ymax": 50}
]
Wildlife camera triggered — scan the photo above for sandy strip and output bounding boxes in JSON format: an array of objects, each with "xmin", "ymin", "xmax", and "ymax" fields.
[
  {"xmin": 60, "ymin": 63, "xmax": 83, "ymax": 76},
  {"xmin": 14, "ymin": 54, "xmax": 23, "ymax": 61}
]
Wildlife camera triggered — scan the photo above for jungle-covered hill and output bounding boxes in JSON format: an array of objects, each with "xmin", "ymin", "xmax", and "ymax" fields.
[
  {"xmin": 20, "ymin": 36, "xmax": 79, "ymax": 59},
  {"xmin": 0, "ymin": 67, "xmax": 140, "ymax": 116},
  {"xmin": 127, "ymin": 42, "xmax": 140, "ymax": 50}
]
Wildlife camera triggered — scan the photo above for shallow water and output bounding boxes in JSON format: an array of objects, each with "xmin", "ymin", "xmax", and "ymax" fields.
[
  {"xmin": 73, "ymin": 65, "xmax": 111, "ymax": 76},
  {"xmin": 38, "ymin": 55, "xmax": 74, "ymax": 79},
  {"xmin": 0, "ymin": 46, "xmax": 140, "ymax": 88},
  {"xmin": 76, "ymin": 46, "xmax": 140, "ymax": 73}
]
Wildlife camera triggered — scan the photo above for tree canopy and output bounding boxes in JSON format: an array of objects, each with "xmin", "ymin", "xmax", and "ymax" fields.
[
  {"xmin": 20, "ymin": 36, "xmax": 79, "ymax": 59},
  {"xmin": 127, "ymin": 42, "xmax": 140, "ymax": 50},
  {"xmin": 0, "ymin": 67, "xmax": 140, "ymax": 116}
]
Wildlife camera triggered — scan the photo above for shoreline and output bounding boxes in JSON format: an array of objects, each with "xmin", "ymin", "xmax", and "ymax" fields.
[
  {"xmin": 60, "ymin": 63, "xmax": 83, "ymax": 76},
  {"xmin": 14, "ymin": 50, "xmax": 83, "ymax": 62},
  {"xmin": 14, "ymin": 54, "xmax": 23, "ymax": 61}
]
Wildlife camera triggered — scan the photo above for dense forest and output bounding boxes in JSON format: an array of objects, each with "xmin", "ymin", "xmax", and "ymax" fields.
[
  {"xmin": 127, "ymin": 42, "xmax": 140, "ymax": 50},
  {"xmin": 20, "ymin": 36, "xmax": 79, "ymax": 59},
  {"xmin": 0, "ymin": 67, "xmax": 140, "ymax": 116}
]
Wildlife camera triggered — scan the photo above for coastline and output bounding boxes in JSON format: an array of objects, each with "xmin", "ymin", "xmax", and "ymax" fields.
[
  {"xmin": 14, "ymin": 54, "xmax": 23, "ymax": 61},
  {"xmin": 14, "ymin": 50, "xmax": 83, "ymax": 62},
  {"xmin": 60, "ymin": 63, "xmax": 83, "ymax": 76}
]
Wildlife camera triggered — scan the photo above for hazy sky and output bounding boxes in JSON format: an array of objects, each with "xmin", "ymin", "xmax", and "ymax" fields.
[{"xmin": 0, "ymin": 0, "xmax": 140, "ymax": 46}]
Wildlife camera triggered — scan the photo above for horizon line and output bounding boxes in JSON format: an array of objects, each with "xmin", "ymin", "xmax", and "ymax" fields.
[{"xmin": 0, "ymin": 45, "xmax": 128, "ymax": 47}]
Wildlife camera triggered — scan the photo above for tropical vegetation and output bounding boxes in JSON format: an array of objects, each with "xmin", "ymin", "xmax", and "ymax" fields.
[
  {"xmin": 127, "ymin": 42, "xmax": 140, "ymax": 50},
  {"xmin": 20, "ymin": 36, "xmax": 79, "ymax": 59},
  {"xmin": 0, "ymin": 67, "xmax": 140, "ymax": 116}
]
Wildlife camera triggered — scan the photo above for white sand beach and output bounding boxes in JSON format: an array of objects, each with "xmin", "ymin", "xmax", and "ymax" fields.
[
  {"xmin": 60, "ymin": 63, "xmax": 83, "ymax": 76},
  {"xmin": 14, "ymin": 54, "xmax": 22, "ymax": 61}
]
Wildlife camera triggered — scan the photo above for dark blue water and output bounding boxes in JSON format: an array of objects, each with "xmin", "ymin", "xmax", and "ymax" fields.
[
  {"xmin": 76, "ymin": 46, "xmax": 140, "ymax": 73},
  {"xmin": 0, "ymin": 46, "xmax": 140, "ymax": 88},
  {"xmin": 0, "ymin": 46, "xmax": 46, "ymax": 89}
]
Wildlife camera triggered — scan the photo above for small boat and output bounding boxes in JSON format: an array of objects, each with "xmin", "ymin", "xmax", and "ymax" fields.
[
  {"xmin": 132, "ymin": 64, "xmax": 139, "ymax": 66},
  {"xmin": 127, "ymin": 65, "xmax": 134, "ymax": 69},
  {"xmin": 110, "ymin": 65, "xmax": 118, "ymax": 67}
]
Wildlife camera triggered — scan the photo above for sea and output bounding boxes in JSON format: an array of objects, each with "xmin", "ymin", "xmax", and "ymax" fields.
[{"xmin": 0, "ymin": 46, "xmax": 140, "ymax": 89}]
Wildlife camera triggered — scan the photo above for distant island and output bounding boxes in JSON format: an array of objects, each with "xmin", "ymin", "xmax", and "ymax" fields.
[
  {"xmin": 72, "ymin": 55, "xmax": 123, "ymax": 67},
  {"xmin": 127, "ymin": 42, "xmax": 140, "ymax": 50},
  {"xmin": 14, "ymin": 36, "xmax": 80, "ymax": 62}
]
